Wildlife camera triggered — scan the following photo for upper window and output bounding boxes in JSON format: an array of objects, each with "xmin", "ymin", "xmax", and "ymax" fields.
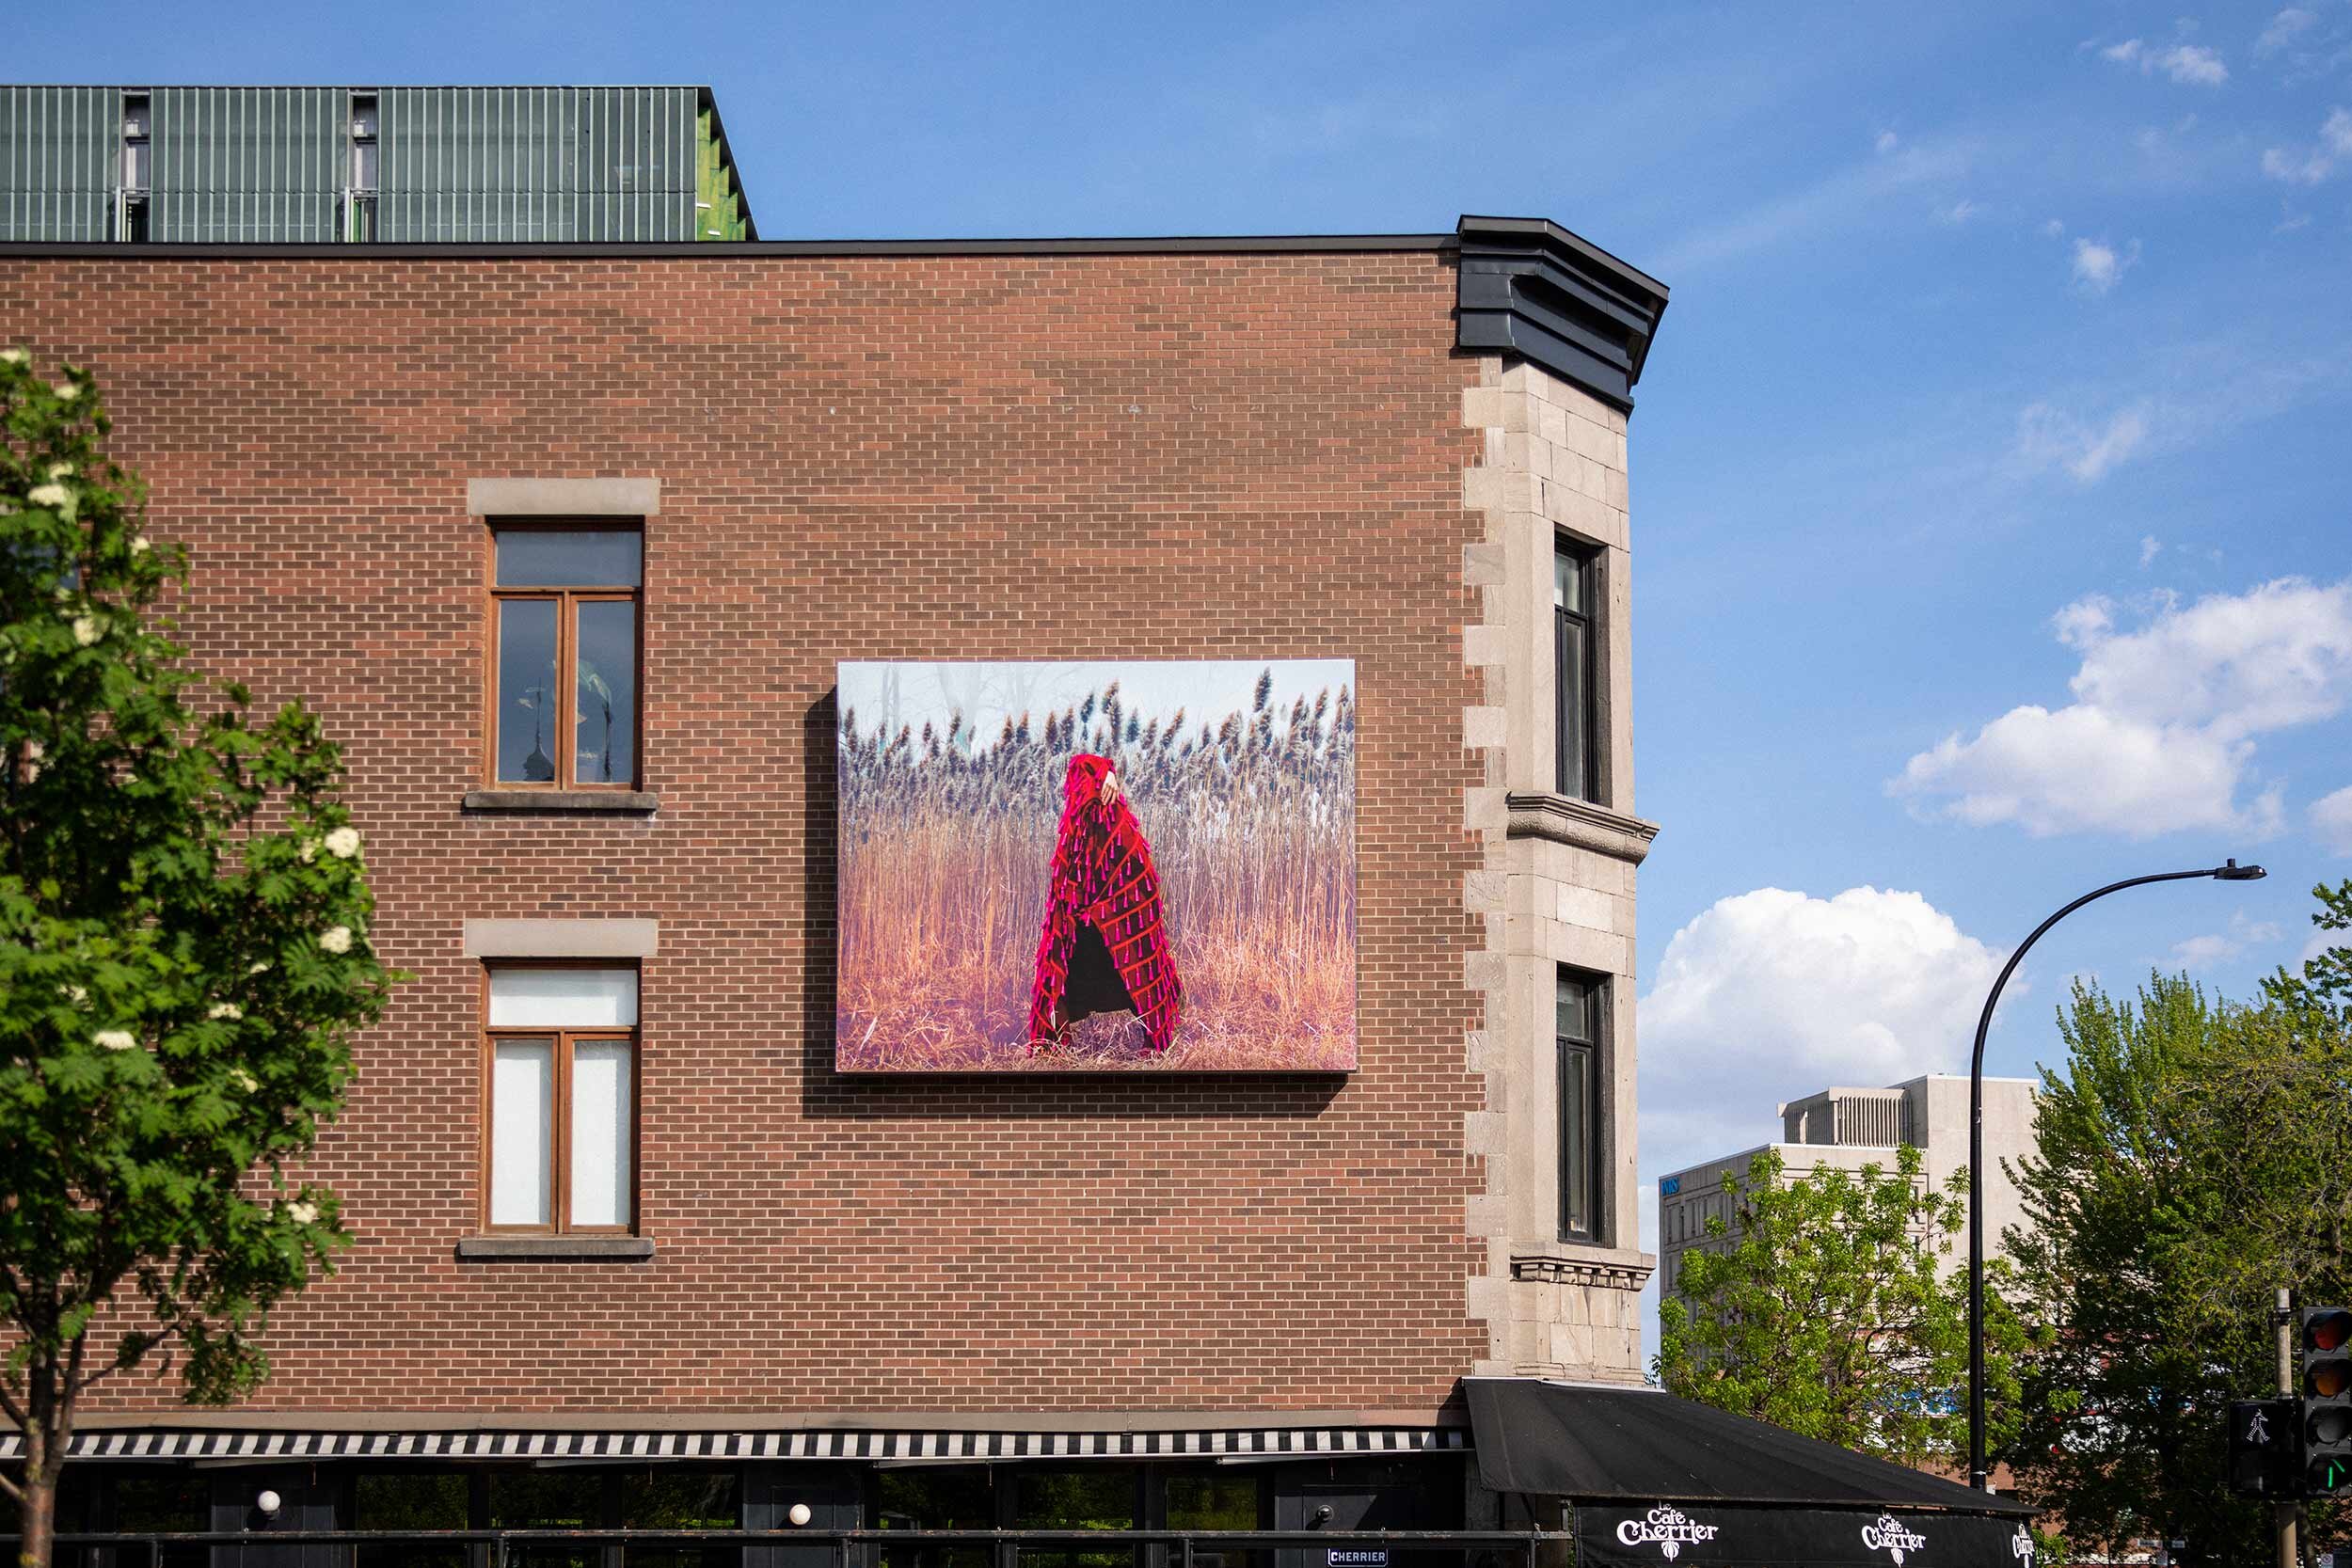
[
  {"xmin": 1557, "ymin": 967, "xmax": 1604, "ymax": 1244},
  {"xmin": 483, "ymin": 964, "xmax": 639, "ymax": 1234},
  {"xmin": 489, "ymin": 525, "xmax": 643, "ymax": 788},
  {"xmin": 1554, "ymin": 538, "xmax": 1600, "ymax": 803}
]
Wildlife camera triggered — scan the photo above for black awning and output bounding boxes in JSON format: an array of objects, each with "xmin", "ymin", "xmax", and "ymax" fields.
[{"xmin": 1464, "ymin": 1378, "xmax": 2035, "ymax": 1518}]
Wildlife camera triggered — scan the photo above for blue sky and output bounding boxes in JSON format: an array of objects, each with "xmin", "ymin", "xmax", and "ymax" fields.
[{"xmin": 20, "ymin": 0, "xmax": 2352, "ymax": 1352}]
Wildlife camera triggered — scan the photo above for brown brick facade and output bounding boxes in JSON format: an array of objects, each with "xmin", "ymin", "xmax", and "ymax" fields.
[{"xmin": 0, "ymin": 249, "xmax": 1496, "ymax": 1420}]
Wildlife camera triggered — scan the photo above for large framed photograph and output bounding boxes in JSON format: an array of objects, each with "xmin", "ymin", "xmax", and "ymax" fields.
[{"xmin": 835, "ymin": 660, "xmax": 1358, "ymax": 1072}]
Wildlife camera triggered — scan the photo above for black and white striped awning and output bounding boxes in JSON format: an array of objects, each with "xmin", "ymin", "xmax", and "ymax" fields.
[{"xmin": 10, "ymin": 1426, "xmax": 1469, "ymax": 1464}]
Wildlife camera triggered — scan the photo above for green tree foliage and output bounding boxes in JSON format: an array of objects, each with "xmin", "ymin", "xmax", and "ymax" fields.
[
  {"xmin": 1655, "ymin": 1144, "xmax": 2037, "ymax": 1469},
  {"xmin": 2003, "ymin": 898, "xmax": 2352, "ymax": 1566},
  {"xmin": 0, "ymin": 353, "xmax": 396, "ymax": 1565}
]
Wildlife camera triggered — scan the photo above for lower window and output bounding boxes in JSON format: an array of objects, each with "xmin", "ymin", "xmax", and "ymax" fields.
[
  {"xmin": 1557, "ymin": 968, "xmax": 1605, "ymax": 1244},
  {"xmin": 484, "ymin": 964, "xmax": 639, "ymax": 1233}
]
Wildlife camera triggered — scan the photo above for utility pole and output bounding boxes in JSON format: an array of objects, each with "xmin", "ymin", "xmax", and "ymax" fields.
[{"xmin": 2281, "ymin": 1287, "xmax": 2300, "ymax": 1568}]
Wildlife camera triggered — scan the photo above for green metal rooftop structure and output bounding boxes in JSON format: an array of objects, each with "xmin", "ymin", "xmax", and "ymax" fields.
[{"xmin": 0, "ymin": 85, "xmax": 755, "ymax": 243}]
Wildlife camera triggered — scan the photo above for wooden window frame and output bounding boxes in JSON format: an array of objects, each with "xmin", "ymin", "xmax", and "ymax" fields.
[
  {"xmin": 484, "ymin": 519, "xmax": 645, "ymax": 791},
  {"xmin": 479, "ymin": 960, "xmax": 641, "ymax": 1237}
]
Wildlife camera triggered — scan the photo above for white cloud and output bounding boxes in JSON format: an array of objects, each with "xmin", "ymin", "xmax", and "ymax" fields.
[
  {"xmin": 2042, "ymin": 216, "xmax": 2067, "ymax": 238},
  {"xmin": 2170, "ymin": 910, "xmax": 2287, "ymax": 969},
  {"xmin": 1893, "ymin": 578, "xmax": 2352, "ymax": 838},
  {"xmin": 2017, "ymin": 400, "xmax": 2151, "ymax": 481},
  {"xmin": 2072, "ymin": 236, "xmax": 2139, "ymax": 293},
  {"xmin": 2263, "ymin": 107, "xmax": 2352, "ymax": 184},
  {"xmin": 2139, "ymin": 535, "xmax": 2164, "ymax": 568},
  {"xmin": 2314, "ymin": 784, "xmax": 2352, "ymax": 854},
  {"xmin": 2101, "ymin": 38, "xmax": 2230, "ymax": 82},
  {"xmin": 1639, "ymin": 887, "xmax": 2009, "ymax": 1183},
  {"xmin": 1938, "ymin": 198, "xmax": 1986, "ymax": 224},
  {"xmin": 2257, "ymin": 8, "xmax": 2317, "ymax": 55},
  {"xmin": 1876, "ymin": 128, "xmax": 1899, "ymax": 154}
]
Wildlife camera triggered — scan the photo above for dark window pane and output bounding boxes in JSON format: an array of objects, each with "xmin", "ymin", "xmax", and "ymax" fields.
[
  {"xmin": 1556, "ymin": 606, "xmax": 1590, "ymax": 801},
  {"xmin": 110, "ymin": 1475, "xmax": 207, "ymax": 1568},
  {"xmin": 1555, "ymin": 974, "xmax": 1594, "ymax": 1045},
  {"xmin": 625, "ymin": 1470, "xmax": 739, "ymax": 1568},
  {"xmin": 496, "ymin": 531, "xmax": 643, "ymax": 588},
  {"xmin": 497, "ymin": 598, "xmax": 561, "ymax": 783},
  {"xmin": 1165, "ymin": 1475, "xmax": 1266, "ymax": 1568},
  {"xmin": 875, "ymin": 1469, "xmax": 993, "ymax": 1568},
  {"xmin": 492, "ymin": 1470, "xmax": 609, "ymax": 1568},
  {"xmin": 574, "ymin": 600, "xmax": 637, "ymax": 785},
  {"xmin": 1015, "ymin": 1470, "xmax": 1135, "ymax": 1568},
  {"xmin": 1560, "ymin": 1041, "xmax": 1592, "ymax": 1241},
  {"xmin": 355, "ymin": 1473, "xmax": 471, "ymax": 1568}
]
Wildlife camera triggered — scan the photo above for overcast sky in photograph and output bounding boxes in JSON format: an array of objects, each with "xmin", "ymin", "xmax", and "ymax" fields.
[{"xmin": 18, "ymin": 0, "xmax": 2351, "ymax": 1361}]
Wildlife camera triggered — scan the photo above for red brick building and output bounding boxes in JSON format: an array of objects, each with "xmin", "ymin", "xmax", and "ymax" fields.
[{"xmin": 0, "ymin": 211, "xmax": 1677, "ymax": 1556}]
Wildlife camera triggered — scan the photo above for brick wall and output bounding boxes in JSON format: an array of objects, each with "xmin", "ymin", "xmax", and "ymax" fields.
[{"xmin": 0, "ymin": 250, "xmax": 1491, "ymax": 1418}]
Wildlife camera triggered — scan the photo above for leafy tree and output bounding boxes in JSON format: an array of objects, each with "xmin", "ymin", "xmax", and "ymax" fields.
[
  {"xmin": 1655, "ymin": 1143, "xmax": 2036, "ymax": 1469},
  {"xmin": 0, "ymin": 353, "xmax": 396, "ymax": 1565},
  {"xmin": 2002, "ymin": 914, "xmax": 2352, "ymax": 1566}
]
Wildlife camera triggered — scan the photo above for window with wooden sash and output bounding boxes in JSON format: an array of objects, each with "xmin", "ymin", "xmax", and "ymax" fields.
[
  {"xmin": 487, "ymin": 524, "xmax": 643, "ymax": 789},
  {"xmin": 483, "ymin": 964, "xmax": 638, "ymax": 1234},
  {"xmin": 1557, "ymin": 967, "xmax": 1605, "ymax": 1244}
]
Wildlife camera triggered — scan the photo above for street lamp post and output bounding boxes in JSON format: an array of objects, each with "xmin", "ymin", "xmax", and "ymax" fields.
[{"xmin": 1967, "ymin": 859, "xmax": 2267, "ymax": 1493}]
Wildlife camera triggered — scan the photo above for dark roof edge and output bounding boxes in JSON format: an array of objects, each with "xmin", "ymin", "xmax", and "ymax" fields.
[
  {"xmin": 0, "ymin": 233, "xmax": 1455, "ymax": 261},
  {"xmin": 1454, "ymin": 214, "xmax": 1670, "ymax": 416}
]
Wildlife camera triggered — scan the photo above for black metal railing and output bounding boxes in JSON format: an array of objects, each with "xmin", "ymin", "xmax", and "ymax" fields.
[{"xmin": 14, "ymin": 1528, "xmax": 1565, "ymax": 1568}]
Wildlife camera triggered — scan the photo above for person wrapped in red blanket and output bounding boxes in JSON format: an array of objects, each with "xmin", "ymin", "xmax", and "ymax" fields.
[{"xmin": 1025, "ymin": 752, "xmax": 1183, "ymax": 1055}]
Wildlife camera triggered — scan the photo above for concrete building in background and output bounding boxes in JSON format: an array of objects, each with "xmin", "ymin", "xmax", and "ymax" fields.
[
  {"xmin": 1656, "ymin": 1073, "xmax": 2040, "ymax": 1294},
  {"xmin": 0, "ymin": 84, "xmax": 753, "ymax": 242}
]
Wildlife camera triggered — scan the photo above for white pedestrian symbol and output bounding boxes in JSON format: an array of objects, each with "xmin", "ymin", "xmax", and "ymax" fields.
[{"xmin": 2249, "ymin": 1409, "xmax": 2272, "ymax": 1443}]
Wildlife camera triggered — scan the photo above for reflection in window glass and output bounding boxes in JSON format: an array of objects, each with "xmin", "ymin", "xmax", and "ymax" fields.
[
  {"xmin": 625, "ymin": 1469, "xmax": 739, "ymax": 1568},
  {"xmin": 495, "ymin": 598, "xmax": 560, "ymax": 783},
  {"xmin": 111, "ymin": 1475, "xmax": 207, "ymax": 1568},
  {"xmin": 355, "ymin": 1473, "xmax": 470, "ymax": 1568},
  {"xmin": 491, "ymin": 1470, "xmax": 607, "ymax": 1568},
  {"xmin": 495, "ymin": 531, "xmax": 643, "ymax": 588},
  {"xmin": 1015, "ymin": 1470, "xmax": 1135, "ymax": 1568},
  {"xmin": 1166, "ymin": 1474, "xmax": 1266, "ymax": 1568},
  {"xmin": 875, "ymin": 1468, "xmax": 993, "ymax": 1568},
  {"xmin": 574, "ymin": 599, "xmax": 636, "ymax": 785}
]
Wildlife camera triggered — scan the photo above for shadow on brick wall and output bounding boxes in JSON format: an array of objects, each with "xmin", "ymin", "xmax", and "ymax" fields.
[{"xmin": 796, "ymin": 691, "xmax": 1343, "ymax": 1120}]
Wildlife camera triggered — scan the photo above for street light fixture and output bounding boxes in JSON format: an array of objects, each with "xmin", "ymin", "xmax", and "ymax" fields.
[{"xmin": 1967, "ymin": 859, "xmax": 2265, "ymax": 1493}]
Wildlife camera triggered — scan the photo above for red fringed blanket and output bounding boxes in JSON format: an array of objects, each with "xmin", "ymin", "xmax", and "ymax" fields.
[{"xmin": 1026, "ymin": 752, "xmax": 1183, "ymax": 1054}]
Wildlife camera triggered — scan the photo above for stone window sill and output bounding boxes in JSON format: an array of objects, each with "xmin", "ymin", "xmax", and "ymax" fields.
[
  {"xmin": 1502, "ymin": 792, "xmax": 1659, "ymax": 864},
  {"xmin": 463, "ymin": 790, "xmax": 659, "ymax": 815},
  {"xmin": 455, "ymin": 1235, "xmax": 655, "ymax": 1261},
  {"xmin": 1511, "ymin": 1243, "xmax": 1653, "ymax": 1290}
]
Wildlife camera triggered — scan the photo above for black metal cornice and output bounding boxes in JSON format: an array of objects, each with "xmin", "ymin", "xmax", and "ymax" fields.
[{"xmin": 1454, "ymin": 214, "xmax": 1670, "ymax": 415}]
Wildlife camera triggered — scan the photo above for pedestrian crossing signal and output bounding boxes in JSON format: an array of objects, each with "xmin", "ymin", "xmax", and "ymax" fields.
[{"xmin": 2230, "ymin": 1399, "xmax": 2298, "ymax": 1497}]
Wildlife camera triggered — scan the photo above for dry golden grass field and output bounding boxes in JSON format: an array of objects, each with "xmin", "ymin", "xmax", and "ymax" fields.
[{"xmin": 835, "ymin": 670, "xmax": 1356, "ymax": 1072}]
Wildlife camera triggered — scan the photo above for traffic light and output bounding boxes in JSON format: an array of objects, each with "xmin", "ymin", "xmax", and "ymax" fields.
[
  {"xmin": 2303, "ymin": 1307, "xmax": 2352, "ymax": 1496},
  {"xmin": 2229, "ymin": 1398, "xmax": 2298, "ymax": 1497}
]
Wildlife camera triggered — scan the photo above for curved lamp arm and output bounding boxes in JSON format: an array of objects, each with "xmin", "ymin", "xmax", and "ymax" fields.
[{"xmin": 1968, "ymin": 860, "xmax": 2265, "ymax": 1491}]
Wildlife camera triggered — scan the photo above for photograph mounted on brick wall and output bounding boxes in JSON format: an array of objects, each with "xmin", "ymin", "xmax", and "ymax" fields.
[{"xmin": 836, "ymin": 659, "xmax": 1358, "ymax": 1071}]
